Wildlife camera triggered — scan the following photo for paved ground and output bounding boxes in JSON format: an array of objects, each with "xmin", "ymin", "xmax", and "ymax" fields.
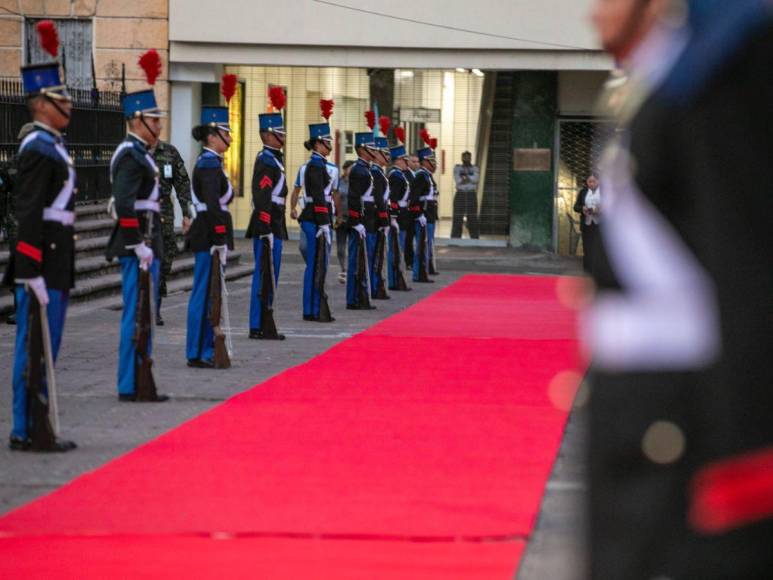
[{"xmin": 0, "ymin": 239, "xmax": 585, "ymax": 579}]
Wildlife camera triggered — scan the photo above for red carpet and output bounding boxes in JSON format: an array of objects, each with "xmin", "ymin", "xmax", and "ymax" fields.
[{"xmin": 0, "ymin": 275, "xmax": 582, "ymax": 578}]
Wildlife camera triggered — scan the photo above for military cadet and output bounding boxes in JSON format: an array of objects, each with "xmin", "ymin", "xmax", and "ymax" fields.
[
  {"xmin": 386, "ymin": 127, "xmax": 411, "ymax": 291},
  {"xmin": 345, "ymin": 132, "xmax": 377, "ymax": 310},
  {"xmin": 106, "ymin": 49, "xmax": 168, "ymax": 403},
  {"xmin": 420, "ymin": 132, "xmax": 440, "ymax": 275},
  {"xmin": 370, "ymin": 132, "xmax": 391, "ymax": 299},
  {"xmin": 585, "ymin": 0, "xmax": 773, "ymax": 577},
  {"xmin": 246, "ymin": 87, "xmax": 287, "ymax": 339},
  {"xmin": 185, "ymin": 106, "xmax": 232, "ymax": 367},
  {"xmin": 403, "ymin": 154, "xmax": 420, "ymax": 269},
  {"xmin": 299, "ymin": 112, "xmax": 335, "ymax": 321},
  {"xmin": 151, "ymin": 139, "xmax": 191, "ymax": 326},
  {"xmin": 3, "ymin": 21, "xmax": 77, "ymax": 451},
  {"xmin": 411, "ymin": 137, "xmax": 438, "ymax": 283}
]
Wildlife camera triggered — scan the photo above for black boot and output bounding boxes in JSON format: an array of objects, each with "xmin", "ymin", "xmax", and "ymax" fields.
[{"xmin": 156, "ymin": 297, "xmax": 164, "ymax": 326}]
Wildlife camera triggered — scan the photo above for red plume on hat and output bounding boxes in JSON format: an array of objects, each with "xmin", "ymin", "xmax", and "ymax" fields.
[
  {"xmin": 268, "ymin": 86, "xmax": 286, "ymax": 111},
  {"xmin": 430, "ymin": 137, "xmax": 438, "ymax": 149},
  {"xmin": 221, "ymin": 74, "xmax": 238, "ymax": 104},
  {"xmin": 320, "ymin": 99, "xmax": 334, "ymax": 120},
  {"xmin": 364, "ymin": 110, "xmax": 375, "ymax": 130},
  {"xmin": 420, "ymin": 128, "xmax": 431, "ymax": 146},
  {"xmin": 36, "ymin": 20, "xmax": 59, "ymax": 59},
  {"xmin": 138, "ymin": 49, "xmax": 162, "ymax": 86},
  {"xmin": 394, "ymin": 126, "xmax": 405, "ymax": 144},
  {"xmin": 379, "ymin": 115, "xmax": 391, "ymax": 137}
]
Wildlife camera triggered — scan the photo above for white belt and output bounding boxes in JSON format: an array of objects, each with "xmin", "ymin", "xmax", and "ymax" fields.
[
  {"xmin": 219, "ymin": 205, "xmax": 229, "ymax": 212},
  {"xmin": 193, "ymin": 202, "xmax": 208, "ymax": 212},
  {"xmin": 273, "ymin": 196, "xmax": 286, "ymax": 206},
  {"xmin": 362, "ymin": 195, "xmax": 375, "ymax": 203},
  {"xmin": 43, "ymin": 208, "xmax": 75, "ymax": 226},
  {"xmin": 397, "ymin": 201, "xmax": 408, "ymax": 208},
  {"xmin": 135, "ymin": 200, "xmax": 160, "ymax": 212}
]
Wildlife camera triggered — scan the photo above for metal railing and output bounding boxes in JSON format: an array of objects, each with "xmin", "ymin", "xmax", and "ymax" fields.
[{"xmin": 0, "ymin": 77, "xmax": 124, "ymax": 204}]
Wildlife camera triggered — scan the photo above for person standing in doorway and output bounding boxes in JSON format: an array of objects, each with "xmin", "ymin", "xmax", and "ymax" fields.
[
  {"xmin": 573, "ymin": 174, "xmax": 601, "ymax": 274},
  {"xmin": 451, "ymin": 151, "xmax": 480, "ymax": 239}
]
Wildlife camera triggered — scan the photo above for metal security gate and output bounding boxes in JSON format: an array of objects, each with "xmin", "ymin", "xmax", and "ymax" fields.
[{"xmin": 553, "ymin": 118, "xmax": 615, "ymax": 255}]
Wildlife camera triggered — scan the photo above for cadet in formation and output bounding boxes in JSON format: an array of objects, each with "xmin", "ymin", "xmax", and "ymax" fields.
[
  {"xmin": 370, "ymin": 126, "xmax": 392, "ymax": 300},
  {"xmin": 4, "ymin": 21, "xmax": 77, "ymax": 451},
  {"xmin": 185, "ymin": 100, "xmax": 233, "ymax": 369},
  {"xmin": 410, "ymin": 136, "xmax": 438, "ymax": 283},
  {"xmin": 152, "ymin": 137, "xmax": 191, "ymax": 326},
  {"xmin": 106, "ymin": 49, "xmax": 168, "ymax": 403},
  {"xmin": 299, "ymin": 101, "xmax": 335, "ymax": 322},
  {"xmin": 246, "ymin": 87, "xmax": 287, "ymax": 340},
  {"xmin": 345, "ymin": 131, "xmax": 377, "ymax": 310},
  {"xmin": 386, "ymin": 126, "xmax": 411, "ymax": 292}
]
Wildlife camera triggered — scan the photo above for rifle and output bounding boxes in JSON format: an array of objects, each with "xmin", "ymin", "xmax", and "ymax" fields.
[
  {"xmin": 416, "ymin": 222, "xmax": 431, "ymax": 283},
  {"xmin": 133, "ymin": 212, "xmax": 160, "ymax": 400},
  {"xmin": 313, "ymin": 230, "xmax": 333, "ymax": 322},
  {"xmin": 25, "ymin": 292, "xmax": 57, "ymax": 449},
  {"xmin": 373, "ymin": 229, "xmax": 389, "ymax": 299},
  {"xmin": 209, "ymin": 251, "xmax": 231, "ymax": 369},
  {"xmin": 259, "ymin": 236, "xmax": 281, "ymax": 338},
  {"xmin": 389, "ymin": 224, "xmax": 409, "ymax": 291},
  {"xmin": 356, "ymin": 235, "xmax": 373, "ymax": 309}
]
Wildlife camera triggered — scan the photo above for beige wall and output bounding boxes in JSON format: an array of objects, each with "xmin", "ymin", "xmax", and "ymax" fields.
[{"xmin": 0, "ymin": 0, "xmax": 170, "ymax": 137}]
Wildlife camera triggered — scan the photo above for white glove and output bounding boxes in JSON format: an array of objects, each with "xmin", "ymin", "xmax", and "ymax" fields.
[
  {"xmin": 417, "ymin": 215, "xmax": 428, "ymax": 228},
  {"xmin": 134, "ymin": 243, "xmax": 154, "ymax": 271},
  {"xmin": 24, "ymin": 276, "xmax": 49, "ymax": 306},
  {"xmin": 353, "ymin": 224, "xmax": 367, "ymax": 239},
  {"xmin": 390, "ymin": 217, "xmax": 399, "ymax": 230},
  {"xmin": 316, "ymin": 224, "xmax": 331, "ymax": 245},
  {"xmin": 106, "ymin": 196, "xmax": 117, "ymax": 220},
  {"xmin": 261, "ymin": 232, "xmax": 274, "ymax": 250},
  {"xmin": 379, "ymin": 226, "xmax": 390, "ymax": 235},
  {"xmin": 211, "ymin": 244, "xmax": 228, "ymax": 266}
]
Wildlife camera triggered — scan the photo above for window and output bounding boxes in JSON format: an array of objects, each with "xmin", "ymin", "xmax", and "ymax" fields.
[{"xmin": 25, "ymin": 18, "xmax": 93, "ymax": 90}]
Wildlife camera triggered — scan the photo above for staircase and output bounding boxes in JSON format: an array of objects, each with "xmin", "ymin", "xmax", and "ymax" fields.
[
  {"xmin": 0, "ymin": 203, "xmax": 253, "ymax": 318},
  {"xmin": 479, "ymin": 72, "xmax": 514, "ymax": 236}
]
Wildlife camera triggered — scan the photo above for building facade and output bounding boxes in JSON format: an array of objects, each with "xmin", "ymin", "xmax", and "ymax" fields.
[{"xmin": 0, "ymin": 0, "xmax": 614, "ymax": 252}]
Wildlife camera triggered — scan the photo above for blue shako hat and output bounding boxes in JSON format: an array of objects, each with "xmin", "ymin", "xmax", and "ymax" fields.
[
  {"xmin": 122, "ymin": 89, "xmax": 164, "ymax": 119},
  {"xmin": 374, "ymin": 136, "xmax": 389, "ymax": 153},
  {"xmin": 390, "ymin": 144, "xmax": 407, "ymax": 159},
  {"xmin": 417, "ymin": 146, "xmax": 436, "ymax": 162},
  {"xmin": 201, "ymin": 106, "xmax": 231, "ymax": 132},
  {"xmin": 22, "ymin": 63, "xmax": 70, "ymax": 100},
  {"xmin": 308, "ymin": 122, "xmax": 331, "ymax": 141},
  {"xmin": 355, "ymin": 132, "xmax": 376, "ymax": 149},
  {"xmin": 259, "ymin": 113, "xmax": 285, "ymax": 135}
]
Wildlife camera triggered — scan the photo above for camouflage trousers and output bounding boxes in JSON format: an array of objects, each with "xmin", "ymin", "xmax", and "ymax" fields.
[{"xmin": 159, "ymin": 201, "xmax": 178, "ymax": 297}]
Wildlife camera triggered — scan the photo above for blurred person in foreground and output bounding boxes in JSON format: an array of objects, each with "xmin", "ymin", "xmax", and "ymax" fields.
[{"xmin": 584, "ymin": 0, "xmax": 773, "ymax": 578}]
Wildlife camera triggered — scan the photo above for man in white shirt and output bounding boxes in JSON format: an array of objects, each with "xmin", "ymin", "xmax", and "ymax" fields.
[{"xmin": 451, "ymin": 151, "xmax": 480, "ymax": 239}]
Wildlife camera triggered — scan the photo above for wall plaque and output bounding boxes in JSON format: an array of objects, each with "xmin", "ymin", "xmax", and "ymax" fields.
[{"xmin": 513, "ymin": 148, "xmax": 552, "ymax": 172}]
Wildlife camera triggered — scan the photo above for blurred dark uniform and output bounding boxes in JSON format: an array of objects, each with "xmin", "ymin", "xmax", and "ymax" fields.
[
  {"xmin": 586, "ymin": 2, "xmax": 773, "ymax": 578},
  {"xmin": 152, "ymin": 140, "xmax": 191, "ymax": 306}
]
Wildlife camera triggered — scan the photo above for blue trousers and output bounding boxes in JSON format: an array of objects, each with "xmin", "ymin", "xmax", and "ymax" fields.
[
  {"xmin": 249, "ymin": 237, "xmax": 282, "ymax": 330},
  {"xmin": 366, "ymin": 232, "xmax": 378, "ymax": 298},
  {"xmin": 301, "ymin": 220, "xmax": 329, "ymax": 317},
  {"xmin": 186, "ymin": 252, "xmax": 214, "ymax": 362},
  {"xmin": 387, "ymin": 228, "xmax": 407, "ymax": 289},
  {"xmin": 427, "ymin": 222, "xmax": 436, "ymax": 271},
  {"xmin": 346, "ymin": 230, "xmax": 369, "ymax": 306},
  {"xmin": 412, "ymin": 222, "xmax": 430, "ymax": 281},
  {"xmin": 117, "ymin": 257, "xmax": 160, "ymax": 396},
  {"xmin": 11, "ymin": 286, "xmax": 68, "ymax": 440}
]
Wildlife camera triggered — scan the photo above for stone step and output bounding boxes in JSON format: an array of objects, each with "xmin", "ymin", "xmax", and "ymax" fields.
[{"xmin": 0, "ymin": 252, "xmax": 249, "ymax": 318}]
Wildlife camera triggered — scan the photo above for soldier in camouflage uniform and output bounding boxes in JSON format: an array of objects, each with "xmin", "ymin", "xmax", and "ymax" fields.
[{"xmin": 151, "ymin": 140, "xmax": 192, "ymax": 325}]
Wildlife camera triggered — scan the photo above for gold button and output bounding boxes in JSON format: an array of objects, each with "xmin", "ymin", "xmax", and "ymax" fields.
[
  {"xmin": 73, "ymin": 235, "xmax": 79, "ymax": 241},
  {"xmin": 50, "ymin": 243, "xmax": 56, "ymax": 250}
]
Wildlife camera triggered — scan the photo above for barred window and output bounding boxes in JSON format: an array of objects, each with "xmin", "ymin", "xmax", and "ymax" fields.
[{"xmin": 24, "ymin": 18, "xmax": 93, "ymax": 91}]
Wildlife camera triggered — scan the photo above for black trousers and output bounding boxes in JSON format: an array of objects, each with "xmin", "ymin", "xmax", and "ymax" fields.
[
  {"xmin": 581, "ymin": 222, "xmax": 599, "ymax": 273},
  {"xmin": 403, "ymin": 223, "xmax": 414, "ymax": 269},
  {"xmin": 451, "ymin": 191, "xmax": 479, "ymax": 239}
]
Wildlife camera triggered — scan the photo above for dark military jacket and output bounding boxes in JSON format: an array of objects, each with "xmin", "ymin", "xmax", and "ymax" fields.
[
  {"xmin": 388, "ymin": 166, "xmax": 412, "ymax": 230},
  {"xmin": 188, "ymin": 149, "xmax": 230, "ymax": 253},
  {"xmin": 105, "ymin": 134, "xmax": 163, "ymax": 261},
  {"xmin": 153, "ymin": 140, "xmax": 192, "ymax": 219},
  {"xmin": 300, "ymin": 152, "xmax": 331, "ymax": 228},
  {"xmin": 347, "ymin": 158, "xmax": 373, "ymax": 231},
  {"xmin": 371, "ymin": 164, "xmax": 390, "ymax": 229},
  {"xmin": 413, "ymin": 168, "xmax": 438, "ymax": 223},
  {"xmin": 2, "ymin": 124, "xmax": 77, "ymax": 290},
  {"xmin": 246, "ymin": 147, "xmax": 288, "ymax": 239}
]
